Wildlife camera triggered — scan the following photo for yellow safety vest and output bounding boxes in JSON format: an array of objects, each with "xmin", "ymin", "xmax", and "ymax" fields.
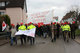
[
  {"xmin": 18, "ymin": 25, "xmax": 26, "ymax": 31},
  {"xmin": 27, "ymin": 24, "xmax": 36, "ymax": 30},
  {"xmin": 61, "ymin": 25, "xmax": 64, "ymax": 31},
  {"xmin": 63, "ymin": 25, "xmax": 71, "ymax": 31}
]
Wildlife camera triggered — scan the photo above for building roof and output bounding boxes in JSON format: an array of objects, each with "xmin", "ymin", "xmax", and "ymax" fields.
[
  {"xmin": 0, "ymin": 0, "xmax": 26, "ymax": 9},
  {"xmin": 62, "ymin": 11, "xmax": 75, "ymax": 20}
]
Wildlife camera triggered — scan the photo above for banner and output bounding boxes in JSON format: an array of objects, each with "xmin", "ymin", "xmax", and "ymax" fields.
[
  {"xmin": 15, "ymin": 28, "xmax": 36, "ymax": 37},
  {"xmin": 53, "ymin": 17, "xmax": 58, "ymax": 22},
  {"xmin": 27, "ymin": 10, "xmax": 54, "ymax": 24}
]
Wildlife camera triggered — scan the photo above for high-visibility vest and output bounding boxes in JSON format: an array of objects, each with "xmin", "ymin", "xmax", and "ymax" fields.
[
  {"xmin": 27, "ymin": 24, "xmax": 36, "ymax": 30},
  {"xmin": 63, "ymin": 25, "xmax": 71, "ymax": 31},
  {"xmin": 18, "ymin": 25, "xmax": 26, "ymax": 31},
  {"xmin": 61, "ymin": 25, "xmax": 64, "ymax": 31},
  {"xmin": 66, "ymin": 25, "xmax": 71, "ymax": 31}
]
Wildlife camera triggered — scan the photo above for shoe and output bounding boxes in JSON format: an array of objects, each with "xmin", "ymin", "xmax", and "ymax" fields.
[
  {"xmin": 51, "ymin": 39, "xmax": 53, "ymax": 42},
  {"xmin": 67, "ymin": 40, "xmax": 69, "ymax": 42},
  {"xmin": 10, "ymin": 44, "xmax": 13, "ymax": 46}
]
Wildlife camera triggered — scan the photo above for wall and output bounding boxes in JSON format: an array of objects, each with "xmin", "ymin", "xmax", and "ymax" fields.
[
  {"xmin": 22, "ymin": 9, "xmax": 27, "ymax": 24},
  {"xmin": 6, "ymin": 8, "xmax": 23, "ymax": 25}
]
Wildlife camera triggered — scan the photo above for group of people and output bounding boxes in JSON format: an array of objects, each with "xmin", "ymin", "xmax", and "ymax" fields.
[
  {"xmin": 51, "ymin": 21, "xmax": 77, "ymax": 42},
  {"xmin": 35, "ymin": 21, "xmax": 77, "ymax": 42},
  {"xmin": 4, "ymin": 22, "xmax": 36, "ymax": 46},
  {"xmin": 4, "ymin": 21, "xmax": 77, "ymax": 46}
]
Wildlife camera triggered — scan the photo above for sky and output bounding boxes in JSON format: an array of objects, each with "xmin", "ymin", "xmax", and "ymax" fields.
[{"xmin": 27, "ymin": 0, "xmax": 80, "ymax": 21}]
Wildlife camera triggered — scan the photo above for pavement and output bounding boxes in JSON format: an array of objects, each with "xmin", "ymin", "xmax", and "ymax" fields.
[
  {"xmin": 0, "ymin": 38, "xmax": 10, "ymax": 46},
  {"xmin": 0, "ymin": 36, "xmax": 80, "ymax": 53},
  {"xmin": 74, "ymin": 36, "xmax": 80, "ymax": 44}
]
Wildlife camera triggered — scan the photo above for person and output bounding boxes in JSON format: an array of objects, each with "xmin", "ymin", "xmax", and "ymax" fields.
[
  {"xmin": 16, "ymin": 23, "xmax": 20, "ymax": 31},
  {"xmin": 40, "ymin": 25, "xmax": 43, "ymax": 37},
  {"xmin": 63, "ymin": 22, "xmax": 71, "ymax": 42},
  {"xmin": 71, "ymin": 21, "xmax": 76, "ymax": 39},
  {"xmin": 56, "ymin": 23, "xmax": 60, "ymax": 38},
  {"xmin": 37, "ymin": 24, "xmax": 43, "ymax": 37},
  {"xmin": 51, "ymin": 22, "xmax": 57, "ymax": 42},
  {"xmin": 47, "ymin": 24, "xmax": 52, "ymax": 38},
  {"xmin": 35, "ymin": 24, "xmax": 38, "ymax": 36},
  {"xmin": 18, "ymin": 23, "xmax": 27, "ymax": 45},
  {"xmin": 61, "ymin": 23, "xmax": 64, "ymax": 40},
  {"xmin": 27, "ymin": 23, "xmax": 36, "ymax": 45},
  {"xmin": 51, "ymin": 22, "xmax": 55, "ymax": 42},
  {"xmin": 4, "ymin": 24, "xmax": 11, "ymax": 39},
  {"xmin": 10, "ymin": 24, "xmax": 17, "ymax": 46},
  {"xmin": 42, "ymin": 24, "xmax": 48, "ymax": 38},
  {"xmin": 25, "ymin": 23, "xmax": 27, "ymax": 28}
]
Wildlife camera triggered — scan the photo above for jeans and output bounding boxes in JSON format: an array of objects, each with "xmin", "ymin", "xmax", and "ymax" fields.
[
  {"xmin": 43, "ymin": 33, "xmax": 47, "ymax": 38},
  {"xmin": 11, "ymin": 37, "xmax": 17, "ymax": 45}
]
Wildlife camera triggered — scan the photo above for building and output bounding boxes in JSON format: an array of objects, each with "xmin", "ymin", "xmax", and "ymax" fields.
[
  {"xmin": 0, "ymin": 0, "xmax": 27, "ymax": 24},
  {"xmin": 77, "ymin": 13, "xmax": 80, "ymax": 23},
  {"xmin": 61, "ymin": 11, "xmax": 76, "ymax": 23}
]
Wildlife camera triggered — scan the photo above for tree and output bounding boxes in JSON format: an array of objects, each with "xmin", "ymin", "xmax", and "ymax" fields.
[
  {"xmin": 0, "ymin": 15, "xmax": 3, "ymax": 32},
  {"xmin": 0, "ymin": 15, "xmax": 11, "ymax": 32},
  {"xmin": 2, "ymin": 15, "xmax": 11, "ymax": 26}
]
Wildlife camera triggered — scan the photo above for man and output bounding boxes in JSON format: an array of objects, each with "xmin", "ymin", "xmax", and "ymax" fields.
[
  {"xmin": 47, "ymin": 24, "xmax": 52, "ymax": 38},
  {"xmin": 51, "ymin": 22, "xmax": 57, "ymax": 42},
  {"xmin": 25, "ymin": 23, "xmax": 27, "ymax": 28},
  {"xmin": 42, "ymin": 24, "xmax": 48, "ymax": 38},
  {"xmin": 56, "ymin": 23, "xmax": 60, "ymax": 38},
  {"xmin": 51, "ymin": 22, "xmax": 55, "ymax": 42},
  {"xmin": 10, "ymin": 24, "xmax": 17, "ymax": 46},
  {"xmin": 18, "ymin": 23, "xmax": 26, "ymax": 45},
  {"xmin": 63, "ymin": 22, "xmax": 71, "ymax": 42},
  {"xmin": 27, "ymin": 23, "xmax": 36, "ymax": 45},
  {"xmin": 71, "ymin": 21, "xmax": 76, "ymax": 39},
  {"xmin": 16, "ymin": 23, "xmax": 20, "ymax": 31},
  {"xmin": 61, "ymin": 23, "xmax": 64, "ymax": 40}
]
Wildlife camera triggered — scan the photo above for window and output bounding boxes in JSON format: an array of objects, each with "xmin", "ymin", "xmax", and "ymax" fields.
[
  {"xmin": 6, "ymin": 1, "xmax": 10, "ymax": 5},
  {"xmin": 0, "ymin": 12, "xmax": 5, "ymax": 15},
  {"xmin": 0, "ymin": 2, "xmax": 5, "ymax": 7}
]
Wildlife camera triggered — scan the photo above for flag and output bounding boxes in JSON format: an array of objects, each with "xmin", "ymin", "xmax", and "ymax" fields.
[{"xmin": 2, "ymin": 21, "xmax": 6, "ymax": 31}]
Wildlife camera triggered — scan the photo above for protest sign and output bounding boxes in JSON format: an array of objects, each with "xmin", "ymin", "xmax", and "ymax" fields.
[{"xmin": 15, "ymin": 28, "xmax": 36, "ymax": 37}]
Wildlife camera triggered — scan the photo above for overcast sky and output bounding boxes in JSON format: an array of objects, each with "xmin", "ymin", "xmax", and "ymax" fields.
[{"xmin": 27, "ymin": 0, "xmax": 80, "ymax": 21}]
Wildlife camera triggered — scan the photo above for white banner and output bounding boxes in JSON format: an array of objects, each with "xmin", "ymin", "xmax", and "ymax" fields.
[
  {"xmin": 52, "ymin": 17, "xmax": 58, "ymax": 22},
  {"xmin": 27, "ymin": 10, "xmax": 54, "ymax": 24},
  {"xmin": 15, "ymin": 28, "xmax": 36, "ymax": 37}
]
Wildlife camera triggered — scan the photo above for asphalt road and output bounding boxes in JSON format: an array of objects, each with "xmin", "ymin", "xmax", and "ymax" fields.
[{"xmin": 0, "ymin": 36, "xmax": 80, "ymax": 53}]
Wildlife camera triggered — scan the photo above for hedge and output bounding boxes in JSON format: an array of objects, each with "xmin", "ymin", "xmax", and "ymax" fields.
[{"xmin": 75, "ymin": 29, "xmax": 80, "ymax": 36}]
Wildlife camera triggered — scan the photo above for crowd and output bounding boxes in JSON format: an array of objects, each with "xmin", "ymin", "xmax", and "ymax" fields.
[{"xmin": 2, "ymin": 21, "xmax": 77, "ymax": 46}]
